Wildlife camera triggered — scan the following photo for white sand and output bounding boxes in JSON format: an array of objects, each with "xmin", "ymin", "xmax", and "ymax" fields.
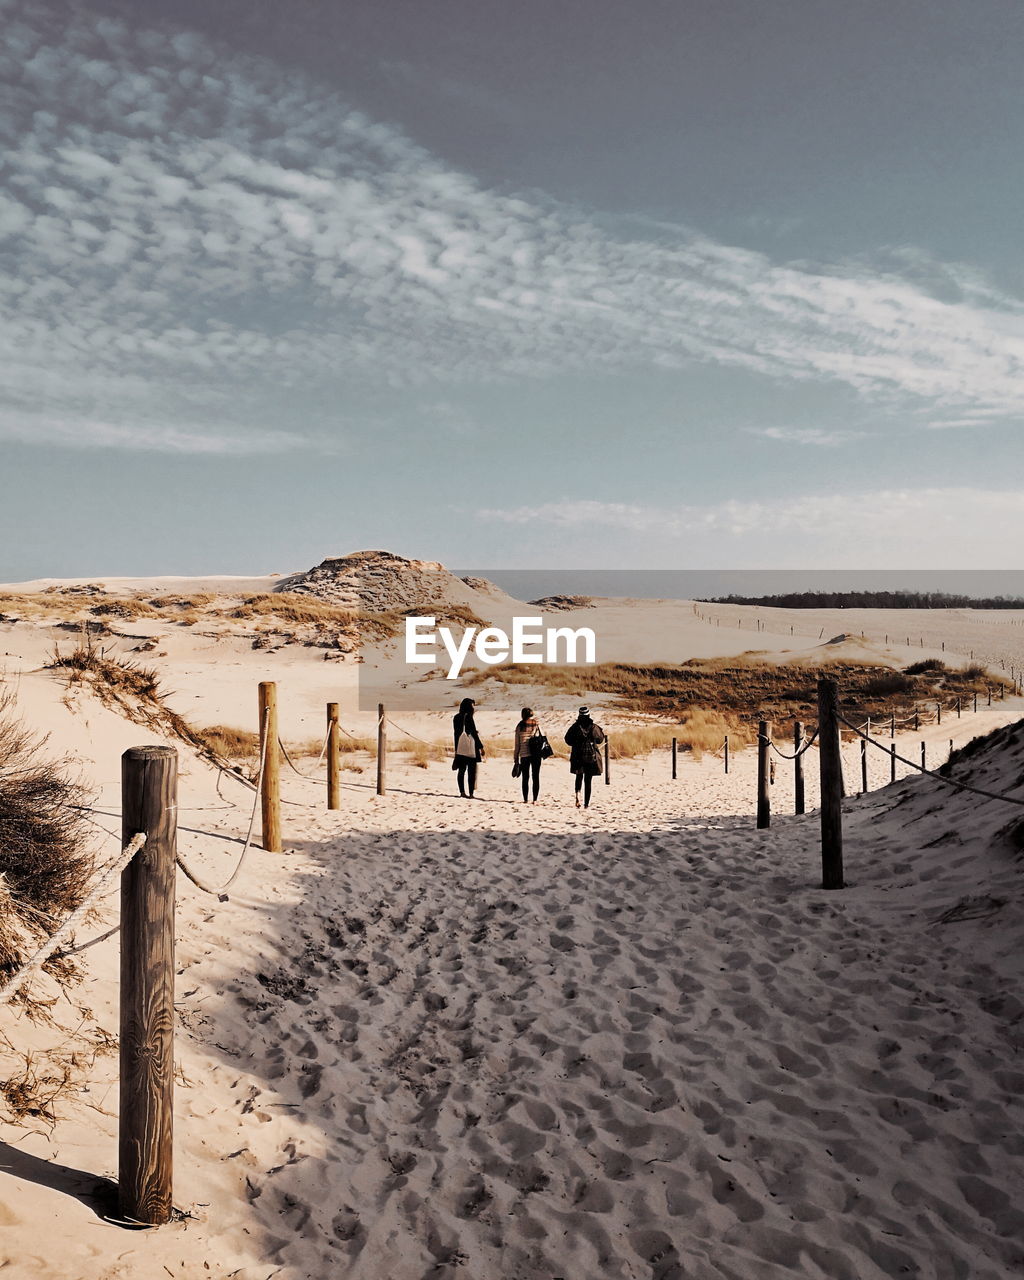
[{"xmin": 1, "ymin": 592, "xmax": 1023, "ymax": 1278}]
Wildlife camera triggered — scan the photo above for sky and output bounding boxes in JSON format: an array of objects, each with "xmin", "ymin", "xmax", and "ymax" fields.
[{"xmin": 1, "ymin": 0, "xmax": 1022, "ymax": 578}]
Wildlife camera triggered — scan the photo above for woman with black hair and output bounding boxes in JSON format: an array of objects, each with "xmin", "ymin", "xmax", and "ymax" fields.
[
  {"xmin": 564, "ymin": 705, "xmax": 605, "ymax": 809},
  {"xmin": 452, "ymin": 697, "xmax": 484, "ymax": 798}
]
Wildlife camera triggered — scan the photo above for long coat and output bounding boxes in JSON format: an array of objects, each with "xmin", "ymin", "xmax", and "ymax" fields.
[
  {"xmin": 453, "ymin": 710, "xmax": 484, "ymax": 762},
  {"xmin": 564, "ymin": 719, "xmax": 605, "ymax": 775}
]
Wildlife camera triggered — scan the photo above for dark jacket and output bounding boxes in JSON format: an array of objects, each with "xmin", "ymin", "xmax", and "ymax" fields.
[
  {"xmin": 564, "ymin": 717, "xmax": 605, "ymax": 774},
  {"xmin": 453, "ymin": 710, "xmax": 484, "ymax": 762}
]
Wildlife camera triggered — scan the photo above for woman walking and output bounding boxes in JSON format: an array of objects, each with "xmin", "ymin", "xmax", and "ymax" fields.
[
  {"xmin": 565, "ymin": 706, "xmax": 605, "ymax": 809},
  {"xmin": 513, "ymin": 707, "xmax": 548, "ymax": 804},
  {"xmin": 452, "ymin": 697, "xmax": 484, "ymax": 798}
]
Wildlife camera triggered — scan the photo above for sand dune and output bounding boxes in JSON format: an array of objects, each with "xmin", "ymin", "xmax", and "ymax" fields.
[{"xmin": 1, "ymin": 573, "xmax": 1023, "ymax": 1278}]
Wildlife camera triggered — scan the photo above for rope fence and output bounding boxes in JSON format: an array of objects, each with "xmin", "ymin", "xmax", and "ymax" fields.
[{"xmin": 836, "ymin": 713, "xmax": 1024, "ymax": 808}]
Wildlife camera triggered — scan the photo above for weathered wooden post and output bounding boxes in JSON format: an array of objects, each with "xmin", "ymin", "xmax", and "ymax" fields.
[
  {"xmin": 794, "ymin": 720, "xmax": 805, "ymax": 816},
  {"xmin": 973, "ymin": 692, "xmax": 978, "ymax": 713},
  {"xmin": 724, "ymin": 734, "xmax": 729, "ymax": 774},
  {"xmin": 756, "ymin": 719, "xmax": 771, "ymax": 829},
  {"xmin": 376, "ymin": 703, "xmax": 387, "ymax": 796},
  {"xmin": 988, "ymin": 686, "xmax": 992, "ymax": 706},
  {"xmin": 921, "ymin": 741, "xmax": 926, "ymax": 769},
  {"xmin": 890, "ymin": 742, "xmax": 896, "ymax": 783},
  {"xmin": 817, "ymin": 678, "xmax": 844, "ymax": 890},
  {"xmin": 860, "ymin": 737, "xmax": 868, "ymax": 795},
  {"xmin": 120, "ymin": 745, "xmax": 177, "ymax": 1226},
  {"xmin": 327, "ymin": 702, "xmax": 341, "ymax": 810},
  {"xmin": 258, "ymin": 681, "xmax": 281, "ymax": 853},
  {"xmin": 889, "ymin": 711, "xmax": 895, "ymax": 738},
  {"xmin": 604, "ymin": 735, "xmax": 610, "ymax": 785},
  {"xmin": 914, "ymin": 706, "xmax": 920, "ymax": 730},
  {"xmin": 671, "ymin": 737, "xmax": 677, "ymax": 779},
  {"xmin": 936, "ymin": 701, "xmax": 942, "ymax": 726},
  {"xmin": 956, "ymin": 697, "xmax": 961, "ymax": 719}
]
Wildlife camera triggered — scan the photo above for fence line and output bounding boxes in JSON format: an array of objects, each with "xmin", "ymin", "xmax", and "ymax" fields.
[{"xmin": 836, "ymin": 713, "xmax": 1024, "ymax": 808}]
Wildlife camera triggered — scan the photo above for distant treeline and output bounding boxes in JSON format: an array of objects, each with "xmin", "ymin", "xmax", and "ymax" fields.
[{"xmin": 697, "ymin": 591, "xmax": 1024, "ymax": 610}]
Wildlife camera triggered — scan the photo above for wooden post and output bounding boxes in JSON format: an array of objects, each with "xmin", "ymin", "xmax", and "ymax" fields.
[
  {"xmin": 936, "ymin": 701, "xmax": 941, "ymax": 726},
  {"xmin": 889, "ymin": 712, "xmax": 895, "ymax": 737},
  {"xmin": 914, "ymin": 706, "xmax": 920, "ymax": 730},
  {"xmin": 921, "ymin": 741, "xmax": 926, "ymax": 770},
  {"xmin": 327, "ymin": 702, "xmax": 341, "ymax": 810},
  {"xmin": 376, "ymin": 703, "xmax": 387, "ymax": 796},
  {"xmin": 988, "ymin": 686, "xmax": 992, "ymax": 706},
  {"xmin": 860, "ymin": 737, "xmax": 868, "ymax": 795},
  {"xmin": 817, "ymin": 678, "xmax": 844, "ymax": 890},
  {"xmin": 258, "ymin": 682, "xmax": 281, "ymax": 853},
  {"xmin": 890, "ymin": 742, "xmax": 896, "ymax": 783},
  {"xmin": 604, "ymin": 735, "xmax": 610, "ymax": 785},
  {"xmin": 973, "ymin": 692, "xmax": 978, "ymax": 713},
  {"xmin": 794, "ymin": 720, "xmax": 805, "ymax": 816},
  {"xmin": 671, "ymin": 736, "xmax": 677, "ymax": 780},
  {"xmin": 120, "ymin": 745, "xmax": 177, "ymax": 1226},
  {"xmin": 956, "ymin": 697, "xmax": 961, "ymax": 719},
  {"xmin": 756, "ymin": 719, "xmax": 770, "ymax": 829}
]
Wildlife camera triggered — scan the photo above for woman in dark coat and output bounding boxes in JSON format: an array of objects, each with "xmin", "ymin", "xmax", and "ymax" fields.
[
  {"xmin": 453, "ymin": 697, "xmax": 484, "ymax": 798},
  {"xmin": 564, "ymin": 706, "xmax": 605, "ymax": 809}
]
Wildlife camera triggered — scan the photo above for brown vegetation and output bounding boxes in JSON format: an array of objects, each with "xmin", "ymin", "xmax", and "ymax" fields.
[
  {"xmin": 0, "ymin": 689, "xmax": 92, "ymax": 1007},
  {"xmin": 467, "ymin": 657, "xmax": 1008, "ymax": 726}
]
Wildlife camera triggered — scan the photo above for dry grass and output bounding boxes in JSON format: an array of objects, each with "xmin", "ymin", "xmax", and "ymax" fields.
[
  {"xmin": 231, "ymin": 593, "xmax": 357, "ymax": 627},
  {"xmin": 202, "ymin": 724, "xmax": 261, "ymax": 762},
  {"xmin": 0, "ymin": 689, "xmax": 92, "ymax": 1006},
  {"xmin": 467, "ymin": 657, "xmax": 1010, "ymax": 726}
]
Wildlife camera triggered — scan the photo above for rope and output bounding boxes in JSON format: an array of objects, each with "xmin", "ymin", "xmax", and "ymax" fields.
[
  {"xmin": 763, "ymin": 728, "xmax": 819, "ymax": 760},
  {"xmin": 0, "ymin": 833, "xmax": 146, "ymax": 1007},
  {"xmin": 174, "ymin": 710, "xmax": 269, "ymax": 897},
  {"xmin": 836, "ymin": 714, "xmax": 1024, "ymax": 808},
  {"xmin": 386, "ymin": 717, "xmax": 434, "ymax": 746},
  {"xmin": 277, "ymin": 730, "xmax": 330, "ymax": 782}
]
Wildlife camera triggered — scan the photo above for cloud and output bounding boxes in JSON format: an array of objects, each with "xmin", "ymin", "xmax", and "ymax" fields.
[
  {"xmin": 1, "ymin": 1, "xmax": 1024, "ymax": 459},
  {"xmin": 745, "ymin": 427, "xmax": 867, "ymax": 447},
  {"xmin": 0, "ymin": 411, "xmax": 308, "ymax": 454},
  {"xmin": 477, "ymin": 489, "xmax": 1024, "ymax": 568}
]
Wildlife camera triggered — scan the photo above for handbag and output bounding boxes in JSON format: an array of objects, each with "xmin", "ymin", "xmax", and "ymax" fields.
[
  {"xmin": 532, "ymin": 734, "xmax": 554, "ymax": 760},
  {"xmin": 456, "ymin": 730, "xmax": 476, "ymax": 757}
]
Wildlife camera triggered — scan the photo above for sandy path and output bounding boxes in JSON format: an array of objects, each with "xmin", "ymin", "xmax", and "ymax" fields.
[{"xmin": 2, "ymin": 676, "xmax": 1022, "ymax": 1278}]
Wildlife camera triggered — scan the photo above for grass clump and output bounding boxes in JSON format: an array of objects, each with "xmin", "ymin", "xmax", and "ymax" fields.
[
  {"xmin": 0, "ymin": 689, "xmax": 92, "ymax": 1006},
  {"xmin": 49, "ymin": 643, "xmax": 162, "ymax": 702}
]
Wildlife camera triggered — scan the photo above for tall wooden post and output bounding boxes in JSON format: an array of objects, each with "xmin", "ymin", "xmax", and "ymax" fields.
[
  {"xmin": 956, "ymin": 697, "xmax": 961, "ymax": 719},
  {"xmin": 936, "ymin": 701, "xmax": 942, "ymax": 726},
  {"xmin": 973, "ymin": 692, "xmax": 978, "ymax": 713},
  {"xmin": 671, "ymin": 737, "xmax": 677, "ymax": 780},
  {"xmin": 921, "ymin": 741, "xmax": 926, "ymax": 769},
  {"xmin": 120, "ymin": 745, "xmax": 177, "ymax": 1226},
  {"xmin": 890, "ymin": 742, "xmax": 896, "ymax": 783},
  {"xmin": 724, "ymin": 735, "xmax": 729, "ymax": 774},
  {"xmin": 860, "ymin": 737, "xmax": 868, "ymax": 795},
  {"xmin": 258, "ymin": 682, "xmax": 281, "ymax": 853},
  {"xmin": 604, "ymin": 736, "xmax": 610, "ymax": 785},
  {"xmin": 376, "ymin": 703, "xmax": 387, "ymax": 796},
  {"xmin": 817, "ymin": 678, "xmax": 844, "ymax": 890},
  {"xmin": 756, "ymin": 719, "xmax": 771, "ymax": 829},
  {"xmin": 327, "ymin": 702, "xmax": 341, "ymax": 810},
  {"xmin": 794, "ymin": 720, "xmax": 805, "ymax": 816},
  {"xmin": 889, "ymin": 712, "xmax": 895, "ymax": 738}
]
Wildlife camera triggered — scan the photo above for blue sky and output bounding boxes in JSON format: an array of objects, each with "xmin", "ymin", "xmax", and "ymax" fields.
[{"xmin": 1, "ymin": 0, "xmax": 1022, "ymax": 577}]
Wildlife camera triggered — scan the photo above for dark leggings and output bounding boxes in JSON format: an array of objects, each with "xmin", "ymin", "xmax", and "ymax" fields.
[
  {"xmin": 456, "ymin": 759, "xmax": 477, "ymax": 796},
  {"xmin": 520, "ymin": 756, "xmax": 541, "ymax": 801},
  {"xmin": 575, "ymin": 772, "xmax": 593, "ymax": 806}
]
